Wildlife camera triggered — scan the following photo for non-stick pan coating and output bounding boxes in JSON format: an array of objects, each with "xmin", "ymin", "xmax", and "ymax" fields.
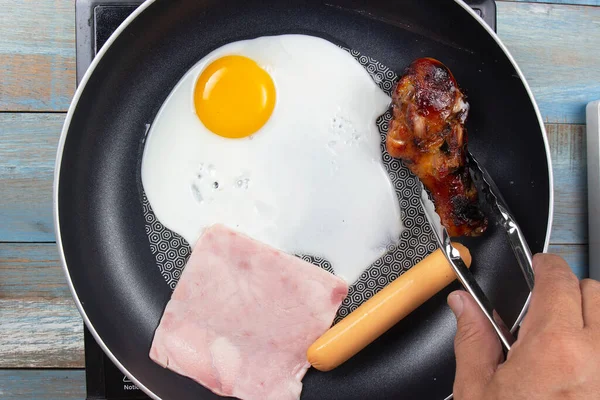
[{"xmin": 56, "ymin": 1, "xmax": 551, "ymax": 398}]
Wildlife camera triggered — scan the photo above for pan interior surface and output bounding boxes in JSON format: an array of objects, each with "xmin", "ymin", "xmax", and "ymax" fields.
[{"xmin": 57, "ymin": 1, "xmax": 551, "ymax": 399}]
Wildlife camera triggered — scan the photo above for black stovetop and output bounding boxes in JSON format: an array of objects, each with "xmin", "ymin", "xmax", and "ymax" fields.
[{"xmin": 75, "ymin": 1, "xmax": 496, "ymax": 398}]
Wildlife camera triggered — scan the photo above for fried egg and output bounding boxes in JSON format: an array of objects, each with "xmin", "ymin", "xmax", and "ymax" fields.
[{"xmin": 141, "ymin": 35, "xmax": 402, "ymax": 283}]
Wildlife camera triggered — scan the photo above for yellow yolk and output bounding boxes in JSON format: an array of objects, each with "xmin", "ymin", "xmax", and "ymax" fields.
[{"xmin": 194, "ymin": 55, "xmax": 276, "ymax": 139}]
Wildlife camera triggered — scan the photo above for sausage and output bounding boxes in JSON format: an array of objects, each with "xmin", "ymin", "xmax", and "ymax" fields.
[{"xmin": 307, "ymin": 243, "xmax": 471, "ymax": 371}]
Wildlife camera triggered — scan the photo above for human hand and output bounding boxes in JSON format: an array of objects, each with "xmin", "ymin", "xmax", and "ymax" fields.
[{"xmin": 448, "ymin": 254, "xmax": 600, "ymax": 400}]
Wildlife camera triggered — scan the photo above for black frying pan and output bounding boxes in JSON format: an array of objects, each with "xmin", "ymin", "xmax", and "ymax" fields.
[{"xmin": 55, "ymin": 1, "xmax": 552, "ymax": 399}]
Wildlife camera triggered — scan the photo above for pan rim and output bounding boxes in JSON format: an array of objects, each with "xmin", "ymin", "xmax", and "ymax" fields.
[{"xmin": 53, "ymin": 1, "xmax": 554, "ymax": 399}]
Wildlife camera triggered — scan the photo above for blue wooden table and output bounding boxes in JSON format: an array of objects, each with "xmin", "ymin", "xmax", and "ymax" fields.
[{"xmin": 0, "ymin": 0, "xmax": 598, "ymax": 398}]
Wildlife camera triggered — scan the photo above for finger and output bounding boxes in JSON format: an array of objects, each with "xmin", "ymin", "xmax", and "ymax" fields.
[
  {"xmin": 448, "ymin": 291, "xmax": 503, "ymax": 399},
  {"xmin": 521, "ymin": 254, "xmax": 583, "ymax": 334},
  {"xmin": 581, "ymin": 279, "xmax": 600, "ymax": 329}
]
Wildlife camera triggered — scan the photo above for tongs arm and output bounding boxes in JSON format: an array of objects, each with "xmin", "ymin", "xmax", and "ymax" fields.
[
  {"xmin": 499, "ymin": 204, "xmax": 535, "ymax": 291},
  {"xmin": 419, "ymin": 186, "xmax": 516, "ymax": 351},
  {"xmin": 467, "ymin": 152, "xmax": 535, "ymax": 291},
  {"xmin": 440, "ymin": 230, "xmax": 516, "ymax": 351}
]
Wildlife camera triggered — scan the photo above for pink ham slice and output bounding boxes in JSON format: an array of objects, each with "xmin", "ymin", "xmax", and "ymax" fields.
[{"xmin": 150, "ymin": 224, "xmax": 348, "ymax": 400}]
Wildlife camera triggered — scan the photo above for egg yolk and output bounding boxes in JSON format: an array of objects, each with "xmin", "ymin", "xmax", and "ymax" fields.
[{"xmin": 194, "ymin": 55, "xmax": 276, "ymax": 139}]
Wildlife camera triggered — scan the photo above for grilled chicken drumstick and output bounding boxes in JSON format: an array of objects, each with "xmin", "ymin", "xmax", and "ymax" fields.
[{"xmin": 387, "ymin": 58, "xmax": 487, "ymax": 237}]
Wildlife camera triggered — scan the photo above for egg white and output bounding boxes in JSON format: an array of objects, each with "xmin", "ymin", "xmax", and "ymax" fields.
[{"xmin": 141, "ymin": 35, "xmax": 402, "ymax": 283}]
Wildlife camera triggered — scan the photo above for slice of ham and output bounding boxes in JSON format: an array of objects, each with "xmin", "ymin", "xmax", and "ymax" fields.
[{"xmin": 150, "ymin": 224, "xmax": 348, "ymax": 400}]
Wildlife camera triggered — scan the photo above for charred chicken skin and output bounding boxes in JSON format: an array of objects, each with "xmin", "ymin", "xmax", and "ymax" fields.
[{"xmin": 387, "ymin": 58, "xmax": 487, "ymax": 237}]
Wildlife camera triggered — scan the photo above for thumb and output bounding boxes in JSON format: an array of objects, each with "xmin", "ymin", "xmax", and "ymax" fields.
[{"xmin": 448, "ymin": 290, "xmax": 503, "ymax": 399}]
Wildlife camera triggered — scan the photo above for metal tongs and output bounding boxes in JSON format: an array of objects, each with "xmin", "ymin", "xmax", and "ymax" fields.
[{"xmin": 419, "ymin": 151, "xmax": 535, "ymax": 351}]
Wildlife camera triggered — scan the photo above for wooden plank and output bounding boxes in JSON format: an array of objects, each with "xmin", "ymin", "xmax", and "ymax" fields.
[
  {"xmin": 0, "ymin": 241, "xmax": 588, "ymax": 368},
  {"xmin": 0, "ymin": 299, "xmax": 84, "ymax": 368},
  {"xmin": 0, "ymin": 243, "xmax": 84, "ymax": 368},
  {"xmin": 0, "ymin": 113, "xmax": 62, "ymax": 242},
  {"xmin": 497, "ymin": 1, "xmax": 600, "ymax": 124},
  {"xmin": 547, "ymin": 124, "xmax": 588, "ymax": 245},
  {"xmin": 0, "ymin": 0, "xmax": 75, "ymax": 111},
  {"xmin": 0, "ymin": 243, "xmax": 68, "ymax": 300},
  {"xmin": 0, "ymin": 370, "xmax": 85, "ymax": 400},
  {"xmin": 0, "ymin": 113, "xmax": 587, "ymax": 244},
  {"xmin": 0, "ymin": 0, "xmax": 597, "ymax": 125}
]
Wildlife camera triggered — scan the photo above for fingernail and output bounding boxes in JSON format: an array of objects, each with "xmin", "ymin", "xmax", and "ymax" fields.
[{"xmin": 448, "ymin": 292, "xmax": 464, "ymax": 318}]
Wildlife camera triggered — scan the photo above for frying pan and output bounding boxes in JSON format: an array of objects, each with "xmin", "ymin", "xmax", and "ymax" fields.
[{"xmin": 54, "ymin": 1, "xmax": 553, "ymax": 399}]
